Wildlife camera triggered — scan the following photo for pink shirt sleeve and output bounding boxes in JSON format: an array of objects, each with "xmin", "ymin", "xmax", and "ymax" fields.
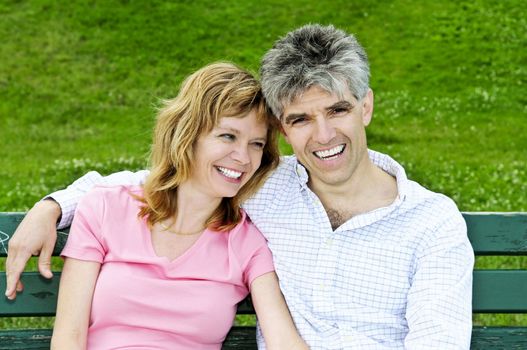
[
  {"xmin": 231, "ymin": 216, "xmax": 275, "ymax": 290},
  {"xmin": 60, "ymin": 187, "xmax": 107, "ymax": 263}
]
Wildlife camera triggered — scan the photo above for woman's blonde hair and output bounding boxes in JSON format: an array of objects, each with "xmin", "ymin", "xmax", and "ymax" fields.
[{"xmin": 138, "ymin": 62, "xmax": 280, "ymax": 231}]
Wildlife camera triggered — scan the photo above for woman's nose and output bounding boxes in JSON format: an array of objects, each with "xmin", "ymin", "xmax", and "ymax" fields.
[{"xmin": 231, "ymin": 144, "xmax": 251, "ymax": 164}]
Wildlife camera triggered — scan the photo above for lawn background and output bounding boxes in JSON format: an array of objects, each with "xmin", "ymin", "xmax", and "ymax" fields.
[{"xmin": 1, "ymin": 0, "xmax": 525, "ymax": 329}]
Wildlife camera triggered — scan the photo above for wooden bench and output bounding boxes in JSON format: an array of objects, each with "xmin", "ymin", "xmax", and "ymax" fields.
[{"xmin": 1, "ymin": 212, "xmax": 526, "ymax": 349}]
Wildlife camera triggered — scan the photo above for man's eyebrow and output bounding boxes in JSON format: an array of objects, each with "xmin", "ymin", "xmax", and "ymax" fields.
[
  {"xmin": 326, "ymin": 100, "xmax": 353, "ymax": 111},
  {"xmin": 283, "ymin": 113, "xmax": 307, "ymax": 125}
]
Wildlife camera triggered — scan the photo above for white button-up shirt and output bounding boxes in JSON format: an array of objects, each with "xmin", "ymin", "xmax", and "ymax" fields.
[{"xmin": 51, "ymin": 150, "xmax": 474, "ymax": 349}]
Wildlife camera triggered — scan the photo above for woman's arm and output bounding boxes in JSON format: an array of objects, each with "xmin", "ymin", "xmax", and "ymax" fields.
[
  {"xmin": 51, "ymin": 258, "xmax": 101, "ymax": 350},
  {"xmin": 251, "ymin": 272, "xmax": 308, "ymax": 349}
]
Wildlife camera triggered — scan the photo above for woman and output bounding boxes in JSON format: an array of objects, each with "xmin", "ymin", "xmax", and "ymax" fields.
[{"xmin": 51, "ymin": 63, "xmax": 307, "ymax": 349}]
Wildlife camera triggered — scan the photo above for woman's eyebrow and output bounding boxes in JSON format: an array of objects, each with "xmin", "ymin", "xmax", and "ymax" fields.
[{"xmin": 216, "ymin": 126, "xmax": 240, "ymax": 134}]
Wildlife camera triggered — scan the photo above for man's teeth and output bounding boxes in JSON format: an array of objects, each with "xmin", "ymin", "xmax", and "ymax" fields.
[
  {"xmin": 314, "ymin": 145, "xmax": 345, "ymax": 159},
  {"xmin": 217, "ymin": 167, "xmax": 242, "ymax": 179}
]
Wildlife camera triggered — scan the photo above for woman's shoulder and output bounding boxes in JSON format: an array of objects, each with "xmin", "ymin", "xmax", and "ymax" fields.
[
  {"xmin": 227, "ymin": 210, "xmax": 267, "ymax": 246},
  {"xmin": 86, "ymin": 184, "xmax": 142, "ymax": 197}
]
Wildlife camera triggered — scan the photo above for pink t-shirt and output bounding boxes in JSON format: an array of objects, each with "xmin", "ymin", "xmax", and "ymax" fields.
[{"xmin": 61, "ymin": 185, "xmax": 275, "ymax": 350}]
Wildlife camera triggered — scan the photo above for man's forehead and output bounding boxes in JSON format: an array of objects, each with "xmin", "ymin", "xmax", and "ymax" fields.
[{"xmin": 283, "ymin": 86, "xmax": 355, "ymax": 112}]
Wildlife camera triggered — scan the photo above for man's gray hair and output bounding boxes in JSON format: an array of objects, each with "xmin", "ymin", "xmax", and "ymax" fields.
[{"xmin": 260, "ymin": 24, "xmax": 370, "ymax": 118}]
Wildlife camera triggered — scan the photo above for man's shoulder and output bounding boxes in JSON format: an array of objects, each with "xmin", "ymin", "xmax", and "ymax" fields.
[
  {"xmin": 404, "ymin": 179, "xmax": 462, "ymax": 221},
  {"xmin": 369, "ymin": 148, "xmax": 461, "ymax": 219},
  {"xmin": 258, "ymin": 155, "xmax": 298, "ymax": 192}
]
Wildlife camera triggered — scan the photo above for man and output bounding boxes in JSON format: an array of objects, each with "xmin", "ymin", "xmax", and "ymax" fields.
[{"xmin": 6, "ymin": 24, "xmax": 474, "ymax": 349}]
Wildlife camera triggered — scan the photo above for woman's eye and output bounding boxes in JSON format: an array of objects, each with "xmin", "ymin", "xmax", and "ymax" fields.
[
  {"xmin": 252, "ymin": 142, "xmax": 265, "ymax": 149},
  {"xmin": 219, "ymin": 133, "xmax": 235, "ymax": 141}
]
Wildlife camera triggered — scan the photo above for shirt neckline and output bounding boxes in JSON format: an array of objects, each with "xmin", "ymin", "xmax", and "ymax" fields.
[
  {"xmin": 292, "ymin": 149, "xmax": 409, "ymax": 201},
  {"xmin": 141, "ymin": 217, "xmax": 211, "ymax": 265}
]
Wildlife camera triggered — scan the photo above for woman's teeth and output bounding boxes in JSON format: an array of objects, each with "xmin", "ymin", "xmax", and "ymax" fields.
[{"xmin": 217, "ymin": 166, "xmax": 242, "ymax": 179}]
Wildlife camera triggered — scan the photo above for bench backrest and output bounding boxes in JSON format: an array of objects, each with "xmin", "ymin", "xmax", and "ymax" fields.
[{"xmin": 1, "ymin": 212, "xmax": 527, "ymax": 348}]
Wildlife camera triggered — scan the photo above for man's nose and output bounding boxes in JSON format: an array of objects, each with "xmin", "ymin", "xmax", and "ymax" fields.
[{"xmin": 313, "ymin": 118, "xmax": 336, "ymax": 144}]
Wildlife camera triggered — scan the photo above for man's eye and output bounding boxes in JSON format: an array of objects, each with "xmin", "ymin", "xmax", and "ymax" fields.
[
  {"xmin": 332, "ymin": 108, "xmax": 349, "ymax": 115},
  {"xmin": 291, "ymin": 117, "xmax": 307, "ymax": 125}
]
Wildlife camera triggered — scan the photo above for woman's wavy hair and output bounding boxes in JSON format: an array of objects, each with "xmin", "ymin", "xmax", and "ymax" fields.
[{"xmin": 138, "ymin": 62, "xmax": 280, "ymax": 231}]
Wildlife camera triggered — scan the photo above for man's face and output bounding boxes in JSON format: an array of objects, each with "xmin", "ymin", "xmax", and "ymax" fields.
[{"xmin": 280, "ymin": 85, "xmax": 373, "ymax": 190}]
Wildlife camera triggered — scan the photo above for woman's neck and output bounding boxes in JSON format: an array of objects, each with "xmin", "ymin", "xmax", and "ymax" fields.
[{"xmin": 168, "ymin": 182, "xmax": 222, "ymax": 232}]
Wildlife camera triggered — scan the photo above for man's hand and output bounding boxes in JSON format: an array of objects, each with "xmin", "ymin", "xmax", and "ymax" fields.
[{"xmin": 5, "ymin": 199, "xmax": 61, "ymax": 300}]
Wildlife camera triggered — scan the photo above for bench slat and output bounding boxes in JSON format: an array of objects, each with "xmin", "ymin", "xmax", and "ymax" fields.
[
  {"xmin": 3, "ymin": 269, "xmax": 527, "ymax": 317},
  {"xmin": 1, "ymin": 327, "xmax": 526, "ymax": 349},
  {"xmin": 470, "ymin": 327, "xmax": 527, "ymax": 349},
  {"xmin": 0, "ymin": 329, "xmax": 51, "ymax": 350},
  {"xmin": 473, "ymin": 270, "xmax": 527, "ymax": 313},
  {"xmin": 0, "ymin": 273, "xmax": 59, "ymax": 316},
  {"xmin": 0, "ymin": 213, "xmax": 69, "ymax": 258},
  {"xmin": 463, "ymin": 212, "xmax": 527, "ymax": 255},
  {"xmin": 0, "ymin": 272, "xmax": 255, "ymax": 316},
  {"xmin": 0, "ymin": 327, "xmax": 256, "ymax": 350},
  {"xmin": 2, "ymin": 212, "xmax": 527, "ymax": 256}
]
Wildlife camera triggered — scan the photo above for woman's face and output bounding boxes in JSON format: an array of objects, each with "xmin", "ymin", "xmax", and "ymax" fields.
[{"xmin": 183, "ymin": 109, "xmax": 268, "ymax": 201}]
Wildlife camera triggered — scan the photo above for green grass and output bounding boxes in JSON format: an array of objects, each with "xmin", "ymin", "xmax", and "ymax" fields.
[{"xmin": 1, "ymin": 0, "xmax": 525, "ymax": 329}]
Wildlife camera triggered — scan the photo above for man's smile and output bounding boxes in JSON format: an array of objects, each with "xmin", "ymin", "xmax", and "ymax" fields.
[{"xmin": 313, "ymin": 144, "xmax": 346, "ymax": 160}]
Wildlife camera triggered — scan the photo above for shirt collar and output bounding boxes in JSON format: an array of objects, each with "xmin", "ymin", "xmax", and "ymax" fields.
[
  {"xmin": 292, "ymin": 149, "xmax": 409, "ymax": 201},
  {"xmin": 294, "ymin": 161, "xmax": 310, "ymax": 189}
]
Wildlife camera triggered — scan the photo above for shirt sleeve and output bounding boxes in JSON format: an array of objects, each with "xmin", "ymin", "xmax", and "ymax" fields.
[
  {"xmin": 232, "ymin": 218, "xmax": 275, "ymax": 290},
  {"xmin": 46, "ymin": 170, "xmax": 149, "ymax": 229},
  {"xmin": 405, "ymin": 207, "xmax": 474, "ymax": 349},
  {"xmin": 60, "ymin": 187, "xmax": 109, "ymax": 263}
]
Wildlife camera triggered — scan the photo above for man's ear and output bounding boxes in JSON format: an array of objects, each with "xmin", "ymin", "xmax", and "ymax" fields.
[
  {"xmin": 362, "ymin": 89, "xmax": 374, "ymax": 126},
  {"xmin": 279, "ymin": 122, "xmax": 291, "ymax": 144}
]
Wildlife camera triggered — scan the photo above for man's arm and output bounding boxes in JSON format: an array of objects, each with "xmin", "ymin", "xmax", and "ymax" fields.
[
  {"xmin": 51, "ymin": 170, "xmax": 149, "ymax": 229},
  {"xmin": 5, "ymin": 170, "xmax": 148, "ymax": 300},
  {"xmin": 5, "ymin": 199, "xmax": 61, "ymax": 300},
  {"xmin": 404, "ymin": 209, "xmax": 474, "ymax": 349}
]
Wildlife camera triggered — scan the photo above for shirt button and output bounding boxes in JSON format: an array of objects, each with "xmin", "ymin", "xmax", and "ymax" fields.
[
  {"xmin": 296, "ymin": 165, "xmax": 303, "ymax": 176},
  {"xmin": 326, "ymin": 238, "xmax": 333, "ymax": 246}
]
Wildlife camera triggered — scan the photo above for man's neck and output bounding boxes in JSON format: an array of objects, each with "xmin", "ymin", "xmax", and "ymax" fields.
[{"xmin": 309, "ymin": 158, "xmax": 398, "ymax": 229}]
